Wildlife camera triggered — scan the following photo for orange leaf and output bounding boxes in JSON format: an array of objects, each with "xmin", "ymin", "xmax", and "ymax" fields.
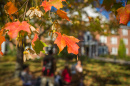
[
  {"xmin": 41, "ymin": 0, "xmax": 65, "ymax": 12},
  {"xmin": 0, "ymin": 29, "xmax": 6, "ymax": 55},
  {"xmin": 56, "ymin": 10, "xmax": 70, "ymax": 21},
  {"xmin": 54, "ymin": 32, "xmax": 79, "ymax": 55},
  {"xmin": 41, "ymin": 1, "xmax": 52, "ymax": 12},
  {"xmin": 50, "ymin": 0, "xmax": 63, "ymax": 9},
  {"xmin": 54, "ymin": 32, "xmax": 66, "ymax": 53},
  {"xmin": 4, "ymin": 1, "xmax": 18, "ymax": 15},
  {"xmin": 4, "ymin": 21, "xmax": 31, "ymax": 39},
  {"xmin": 116, "ymin": 4, "xmax": 130, "ymax": 25},
  {"xmin": 32, "ymin": 34, "xmax": 38, "ymax": 45}
]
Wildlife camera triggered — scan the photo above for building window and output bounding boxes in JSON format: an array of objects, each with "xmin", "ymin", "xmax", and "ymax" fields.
[
  {"xmin": 111, "ymin": 47, "xmax": 118, "ymax": 55},
  {"xmin": 111, "ymin": 37, "xmax": 117, "ymax": 44},
  {"xmin": 84, "ymin": 32, "xmax": 92, "ymax": 41},
  {"xmin": 126, "ymin": 48, "xmax": 128, "ymax": 54},
  {"xmin": 100, "ymin": 36, "xmax": 107, "ymax": 43},
  {"xmin": 111, "ymin": 30, "xmax": 116, "ymax": 34},
  {"xmin": 123, "ymin": 38, "xmax": 128, "ymax": 45},
  {"xmin": 122, "ymin": 29, "xmax": 128, "ymax": 36}
]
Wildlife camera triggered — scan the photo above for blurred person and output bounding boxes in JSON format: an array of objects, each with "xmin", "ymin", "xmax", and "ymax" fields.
[
  {"xmin": 62, "ymin": 65, "xmax": 72, "ymax": 86},
  {"xmin": 21, "ymin": 64, "xmax": 36, "ymax": 86},
  {"xmin": 71, "ymin": 63, "xmax": 76, "ymax": 74},
  {"xmin": 41, "ymin": 50, "xmax": 56, "ymax": 86},
  {"xmin": 75, "ymin": 60, "xmax": 83, "ymax": 73},
  {"xmin": 54, "ymin": 70, "xmax": 62, "ymax": 86},
  {"xmin": 75, "ymin": 60, "xmax": 84, "ymax": 86}
]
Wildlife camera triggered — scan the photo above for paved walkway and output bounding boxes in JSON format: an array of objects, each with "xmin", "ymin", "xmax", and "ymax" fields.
[{"xmin": 92, "ymin": 57, "xmax": 130, "ymax": 65}]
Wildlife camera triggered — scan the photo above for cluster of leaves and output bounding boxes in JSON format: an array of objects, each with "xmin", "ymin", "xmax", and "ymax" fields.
[
  {"xmin": 1, "ymin": 0, "xmax": 130, "ymax": 60},
  {"xmin": 99, "ymin": 0, "xmax": 130, "ymax": 25},
  {"xmin": 0, "ymin": 0, "xmax": 80, "ymax": 61}
]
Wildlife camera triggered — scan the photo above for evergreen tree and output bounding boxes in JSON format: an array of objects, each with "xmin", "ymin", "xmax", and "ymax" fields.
[{"xmin": 118, "ymin": 39, "xmax": 126, "ymax": 58}]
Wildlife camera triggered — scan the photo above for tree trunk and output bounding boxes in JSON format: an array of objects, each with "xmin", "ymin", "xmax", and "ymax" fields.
[
  {"xmin": 15, "ymin": 37, "xmax": 26, "ymax": 77},
  {"xmin": 15, "ymin": 45, "xmax": 24, "ymax": 77}
]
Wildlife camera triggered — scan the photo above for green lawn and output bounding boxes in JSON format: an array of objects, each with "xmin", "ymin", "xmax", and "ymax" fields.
[{"xmin": 0, "ymin": 57, "xmax": 130, "ymax": 86}]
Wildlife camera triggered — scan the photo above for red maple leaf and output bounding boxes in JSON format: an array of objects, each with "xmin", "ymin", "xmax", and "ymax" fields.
[
  {"xmin": 54, "ymin": 32, "xmax": 80, "ymax": 55},
  {"xmin": 116, "ymin": 4, "xmax": 130, "ymax": 25},
  {"xmin": 4, "ymin": 21, "xmax": 31, "ymax": 39},
  {"xmin": 0, "ymin": 29, "xmax": 6, "ymax": 55},
  {"xmin": 32, "ymin": 34, "xmax": 38, "ymax": 45},
  {"xmin": 41, "ymin": 0, "xmax": 65, "ymax": 12},
  {"xmin": 41, "ymin": 1, "xmax": 52, "ymax": 12}
]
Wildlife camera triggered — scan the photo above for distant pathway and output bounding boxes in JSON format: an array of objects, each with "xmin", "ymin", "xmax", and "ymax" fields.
[{"xmin": 92, "ymin": 57, "xmax": 130, "ymax": 65}]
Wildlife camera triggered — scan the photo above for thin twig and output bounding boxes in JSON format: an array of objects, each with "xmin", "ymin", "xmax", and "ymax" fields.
[
  {"xmin": 23, "ymin": 0, "xmax": 29, "ymax": 21},
  {"xmin": 9, "ymin": 0, "xmax": 29, "ymax": 16}
]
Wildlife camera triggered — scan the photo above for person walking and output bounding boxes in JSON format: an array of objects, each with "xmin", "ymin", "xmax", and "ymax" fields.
[{"xmin": 41, "ymin": 50, "xmax": 56, "ymax": 86}]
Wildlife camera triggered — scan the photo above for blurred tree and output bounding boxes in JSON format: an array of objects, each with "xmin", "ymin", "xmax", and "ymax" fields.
[{"xmin": 118, "ymin": 39, "xmax": 126, "ymax": 58}]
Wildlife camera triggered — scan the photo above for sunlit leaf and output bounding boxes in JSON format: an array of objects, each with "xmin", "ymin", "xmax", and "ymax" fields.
[
  {"xmin": 4, "ymin": 1, "xmax": 18, "ymax": 15},
  {"xmin": 54, "ymin": 32, "xmax": 79, "ymax": 55},
  {"xmin": 116, "ymin": 4, "xmax": 130, "ymax": 25},
  {"xmin": 4, "ymin": 21, "xmax": 31, "ymax": 39},
  {"xmin": 41, "ymin": 0, "xmax": 66, "ymax": 12},
  {"xmin": 56, "ymin": 10, "xmax": 70, "ymax": 21}
]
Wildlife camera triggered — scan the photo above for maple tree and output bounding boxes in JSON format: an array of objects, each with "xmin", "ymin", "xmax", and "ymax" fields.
[
  {"xmin": 0, "ymin": 0, "xmax": 130, "ymax": 76},
  {"xmin": 0, "ymin": 0, "xmax": 78, "ymax": 58},
  {"xmin": 0, "ymin": 0, "xmax": 130, "ymax": 56}
]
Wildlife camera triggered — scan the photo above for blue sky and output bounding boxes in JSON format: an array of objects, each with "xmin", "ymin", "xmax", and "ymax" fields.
[{"xmin": 97, "ymin": 0, "xmax": 130, "ymax": 26}]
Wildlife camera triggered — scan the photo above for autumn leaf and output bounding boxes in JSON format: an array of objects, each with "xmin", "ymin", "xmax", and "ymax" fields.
[
  {"xmin": 0, "ymin": 29, "xmax": 6, "ymax": 55},
  {"xmin": 41, "ymin": 1, "xmax": 52, "ymax": 12},
  {"xmin": 4, "ymin": 1, "xmax": 18, "ymax": 15},
  {"xmin": 32, "ymin": 34, "xmax": 38, "ymax": 45},
  {"xmin": 54, "ymin": 32, "xmax": 79, "ymax": 55},
  {"xmin": 41, "ymin": 0, "xmax": 65, "ymax": 12},
  {"xmin": 49, "ymin": 0, "xmax": 63, "ymax": 9},
  {"xmin": 116, "ymin": 4, "xmax": 130, "ymax": 25},
  {"xmin": 33, "ymin": 39, "xmax": 45, "ymax": 54},
  {"xmin": 56, "ymin": 10, "xmax": 70, "ymax": 21},
  {"xmin": 4, "ymin": 21, "xmax": 31, "ymax": 39},
  {"xmin": 54, "ymin": 32, "xmax": 66, "ymax": 53}
]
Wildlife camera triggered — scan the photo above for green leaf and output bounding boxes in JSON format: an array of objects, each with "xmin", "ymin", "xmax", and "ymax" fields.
[
  {"xmin": 33, "ymin": 39, "xmax": 45, "ymax": 54},
  {"xmin": 41, "ymin": 41, "xmax": 48, "ymax": 47},
  {"xmin": 41, "ymin": 50, "xmax": 45, "ymax": 54}
]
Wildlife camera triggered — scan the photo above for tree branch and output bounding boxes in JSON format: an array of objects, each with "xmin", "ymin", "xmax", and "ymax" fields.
[
  {"xmin": 10, "ymin": 0, "xmax": 29, "ymax": 16},
  {"xmin": 38, "ymin": 26, "xmax": 51, "ymax": 39},
  {"xmin": 23, "ymin": 0, "xmax": 29, "ymax": 21}
]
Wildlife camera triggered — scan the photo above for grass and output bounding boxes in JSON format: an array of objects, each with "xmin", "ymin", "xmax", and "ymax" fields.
[{"xmin": 0, "ymin": 56, "xmax": 130, "ymax": 86}]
